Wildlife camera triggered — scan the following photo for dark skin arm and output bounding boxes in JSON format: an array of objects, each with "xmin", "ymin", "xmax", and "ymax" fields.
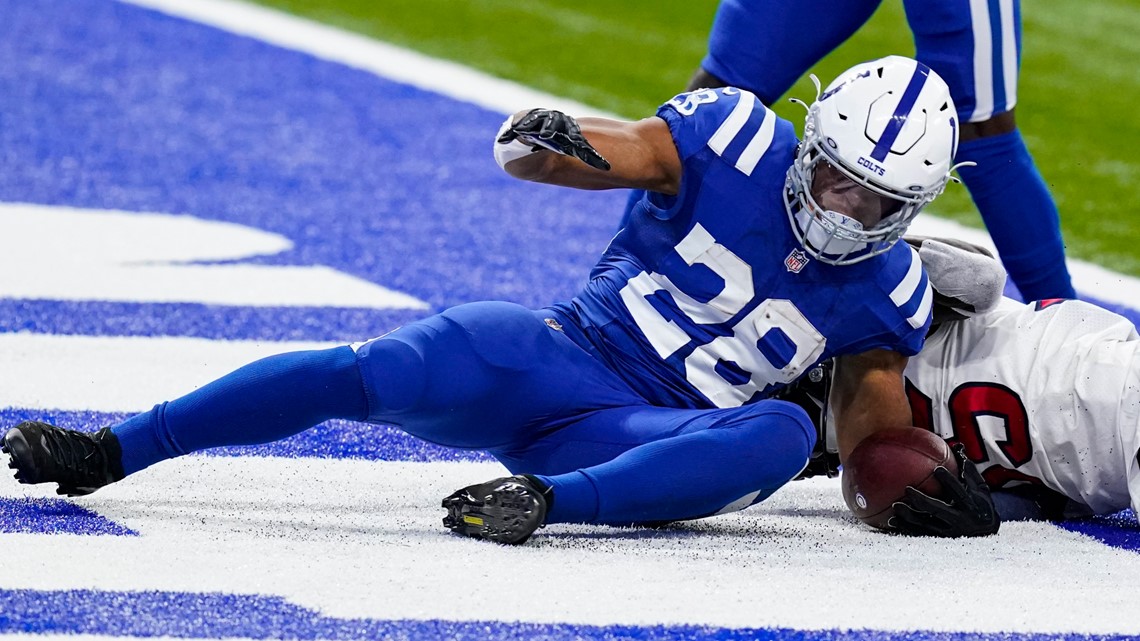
[
  {"xmin": 830, "ymin": 345, "xmax": 1002, "ymax": 537},
  {"xmin": 829, "ymin": 348, "xmax": 914, "ymax": 463},
  {"xmin": 500, "ymin": 110, "xmax": 682, "ymax": 194}
]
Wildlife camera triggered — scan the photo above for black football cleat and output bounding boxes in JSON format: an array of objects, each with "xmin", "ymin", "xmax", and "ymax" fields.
[
  {"xmin": 2, "ymin": 421, "xmax": 125, "ymax": 497},
  {"xmin": 442, "ymin": 475, "xmax": 551, "ymax": 545}
]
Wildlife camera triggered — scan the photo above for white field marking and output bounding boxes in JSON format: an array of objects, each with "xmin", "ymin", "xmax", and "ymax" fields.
[
  {"xmin": 0, "ymin": 333, "xmax": 337, "ymax": 413},
  {"xmin": 117, "ymin": 0, "xmax": 1140, "ymax": 311},
  {"xmin": 117, "ymin": 0, "xmax": 613, "ymax": 120},
  {"xmin": 910, "ymin": 214, "xmax": 1140, "ymax": 307},
  {"xmin": 0, "ymin": 202, "xmax": 428, "ymax": 310},
  {"xmin": 2, "ymin": 458, "xmax": 1139, "ymax": 634}
]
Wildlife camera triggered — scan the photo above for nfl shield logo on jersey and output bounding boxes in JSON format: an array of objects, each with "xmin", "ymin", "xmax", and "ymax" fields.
[{"xmin": 785, "ymin": 248, "xmax": 810, "ymax": 273}]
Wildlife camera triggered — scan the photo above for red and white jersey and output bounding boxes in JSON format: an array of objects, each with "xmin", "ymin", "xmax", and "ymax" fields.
[{"xmin": 903, "ymin": 298, "xmax": 1140, "ymax": 516}]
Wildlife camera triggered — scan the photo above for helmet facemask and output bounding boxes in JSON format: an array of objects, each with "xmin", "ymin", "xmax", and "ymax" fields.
[{"xmin": 784, "ymin": 57, "xmax": 961, "ymax": 266}]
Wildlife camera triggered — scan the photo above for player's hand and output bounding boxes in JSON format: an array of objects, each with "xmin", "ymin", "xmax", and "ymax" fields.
[
  {"xmin": 498, "ymin": 109, "xmax": 611, "ymax": 171},
  {"xmin": 890, "ymin": 445, "xmax": 1000, "ymax": 537}
]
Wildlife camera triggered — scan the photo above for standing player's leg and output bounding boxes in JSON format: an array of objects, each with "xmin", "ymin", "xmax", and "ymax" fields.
[
  {"xmin": 620, "ymin": 0, "xmax": 882, "ymax": 228},
  {"xmin": 458, "ymin": 399, "xmax": 816, "ymax": 531},
  {"xmin": 697, "ymin": 0, "xmax": 884, "ymax": 103},
  {"xmin": 906, "ymin": 0, "xmax": 1075, "ymax": 301}
]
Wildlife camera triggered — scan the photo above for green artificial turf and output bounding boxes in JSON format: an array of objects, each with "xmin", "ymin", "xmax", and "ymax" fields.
[{"xmin": 252, "ymin": 0, "xmax": 1140, "ymax": 274}]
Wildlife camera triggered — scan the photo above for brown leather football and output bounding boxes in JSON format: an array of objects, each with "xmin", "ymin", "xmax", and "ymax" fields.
[{"xmin": 841, "ymin": 427, "xmax": 959, "ymax": 530}]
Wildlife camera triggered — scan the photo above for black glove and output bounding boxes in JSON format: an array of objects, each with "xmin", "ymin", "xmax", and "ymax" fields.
[
  {"xmin": 891, "ymin": 445, "xmax": 1000, "ymax": 537},
  {"xmin": 771, "ymin": 361, "xmax": 839, "ymax": 480},
  {"xmin": 497, "ymin": 108, "xmax": 611, "ymax": 171}
]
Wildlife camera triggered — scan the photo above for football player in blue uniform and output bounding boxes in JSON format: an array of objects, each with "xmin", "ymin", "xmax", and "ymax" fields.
[
  {"xmin": 622, "ymin": 0, "xmax": 1076, "ymax": 302},
  {"xmin": 4, "ymin": 56, "xmax": 973, "ymax": 544}
]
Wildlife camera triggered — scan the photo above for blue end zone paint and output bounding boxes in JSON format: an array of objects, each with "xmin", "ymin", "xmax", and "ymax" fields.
[
  {"xmin": 0, "ymin": 0, "xmax": 620, "ymax": 332},
  {"xmin": 0, "ymin": 409, "xmax": 491, "ymax": 463},
  {"xmin": 0, "ymin": 300, "xmax": 425, "ymax": 342},
  {"xmin": 1059, "ymin": 510, "xmax": 1140, "ymax": 552},
  {"xmin": 0, "ymin": 498, "xmax": 136, "ymax": 535},
  {"xmin": 4, "ymin": 588, "xmax": 1140, "ymax": 641}
]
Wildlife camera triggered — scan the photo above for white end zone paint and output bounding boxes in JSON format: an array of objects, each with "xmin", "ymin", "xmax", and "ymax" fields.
[
  {"xmin": 118, "ymin": 0, "xmax": 1140, "ymax": 311},
  {"xmin": 909, "ymin": 215, "xmax": 1140, "ymax": 304},
  {"xmin": 0, "ymin": 333, "xmax": 336, "ymax": 412},
  {"xmin": 3, "ymin": 459, "xmax": 1139, "ymax": 634},
  {"xmin": 0, "ymin": 202, "xmax": 428, "ymax": 309}
]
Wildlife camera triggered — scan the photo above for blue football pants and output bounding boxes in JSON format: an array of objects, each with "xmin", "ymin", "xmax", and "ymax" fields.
[{"xmin": 115, "ymin": 301, "xmax": 816, "ymax": 527}]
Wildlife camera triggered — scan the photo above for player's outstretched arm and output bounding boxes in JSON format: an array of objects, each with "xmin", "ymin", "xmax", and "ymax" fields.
[
  {"xmin": 830, "ymin": 348, "xmax": 914, "ymax": 463},
  {"xmin": 494, "ymin": 108, "xmax": 681, "ymax": 193}
]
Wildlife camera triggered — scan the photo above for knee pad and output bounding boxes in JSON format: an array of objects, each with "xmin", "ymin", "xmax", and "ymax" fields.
[
  {"xmin": 354, "ymin": 337, "xmax": 426, "ymax": 415},
  {"xmin": 764, "ymin": 398, "xmax": 817, "ymax": 450},
  {"xmin": 737, "ymin": 400, "xmax": 816, "ymax": 481},
  {"xmin": 440, "ymin": 301, "xmax": 552, "ymax": 371}
]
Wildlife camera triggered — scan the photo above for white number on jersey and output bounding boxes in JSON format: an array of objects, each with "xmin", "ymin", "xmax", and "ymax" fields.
[
  {"xmin": 667, "ymin": 88, "xmax": 724, "ymax": 116},
  {"xmin": 620, "ymin": 224, "xmax": 826, "ymax": 408}
]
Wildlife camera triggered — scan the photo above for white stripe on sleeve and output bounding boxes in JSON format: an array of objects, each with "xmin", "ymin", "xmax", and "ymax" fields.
[
  {"xmin": 706, "ymin": 91, "xmax": 755, "ymax": 156},
  {"xmin": 735, "ymin": 107, "xmax": 776, "ymax": 176},
  {"xmin": 907, "ymin": 279, "xmax": 934, "ymax": 329},
  {"xmin": 890, "ymin": 246, "xmax": 924, "ymax": 308}
]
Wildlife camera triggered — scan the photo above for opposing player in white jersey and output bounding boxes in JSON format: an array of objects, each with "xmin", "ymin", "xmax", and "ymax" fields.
[
  {"xmin": 794, "ymin": 238, "xmax": 1140, "ymax": 532},
  {"xmin": 903, "ymin": 295, "xmax": 1140, "ymax": 522}
]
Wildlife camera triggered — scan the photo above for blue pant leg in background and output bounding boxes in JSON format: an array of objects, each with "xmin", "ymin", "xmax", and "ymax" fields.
[
  {"xmin": 702, "ymin": 0, "xmax": 883, "ymax": 103},
  {"xmin": 906, "ymin": 0, "xmax": 1075, "ymax": 300},
  {"xmin": 619, "ymin": 0, "xmax": 882, "ymax": 230}
]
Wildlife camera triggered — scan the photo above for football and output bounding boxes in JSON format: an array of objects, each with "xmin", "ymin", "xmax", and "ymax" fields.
[{"xmin": 841, "ymin": 427, "xmax": 958, "ymax": 530}]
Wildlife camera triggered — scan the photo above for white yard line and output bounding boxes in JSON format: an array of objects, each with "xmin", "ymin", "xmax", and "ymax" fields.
[
  {"xmin": 118, "ymin": 0, "xmax": 613, "ymax": 119},
  {"xmin": 0, "ymin": 333, "xmax": 336, "ymax": 412},
  {"xmin": 4, "ymin": 458, "xmax": 1140, "ymax": 634}
]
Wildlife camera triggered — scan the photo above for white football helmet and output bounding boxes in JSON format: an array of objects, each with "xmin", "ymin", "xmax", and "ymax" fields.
[{"xmin": 785, "ymin": 55, "xmax": 961, "ymax": 265}]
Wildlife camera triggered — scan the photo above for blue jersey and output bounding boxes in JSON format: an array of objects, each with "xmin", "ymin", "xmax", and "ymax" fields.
[{"xmin": 550, "ymin": 87, "xmax": 932, "ymax": 409}]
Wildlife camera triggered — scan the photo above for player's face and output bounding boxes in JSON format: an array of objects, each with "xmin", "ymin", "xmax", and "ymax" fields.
[{"xmin": 810, "ymin": 160, "xmax": 902, "ymax": 228}]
